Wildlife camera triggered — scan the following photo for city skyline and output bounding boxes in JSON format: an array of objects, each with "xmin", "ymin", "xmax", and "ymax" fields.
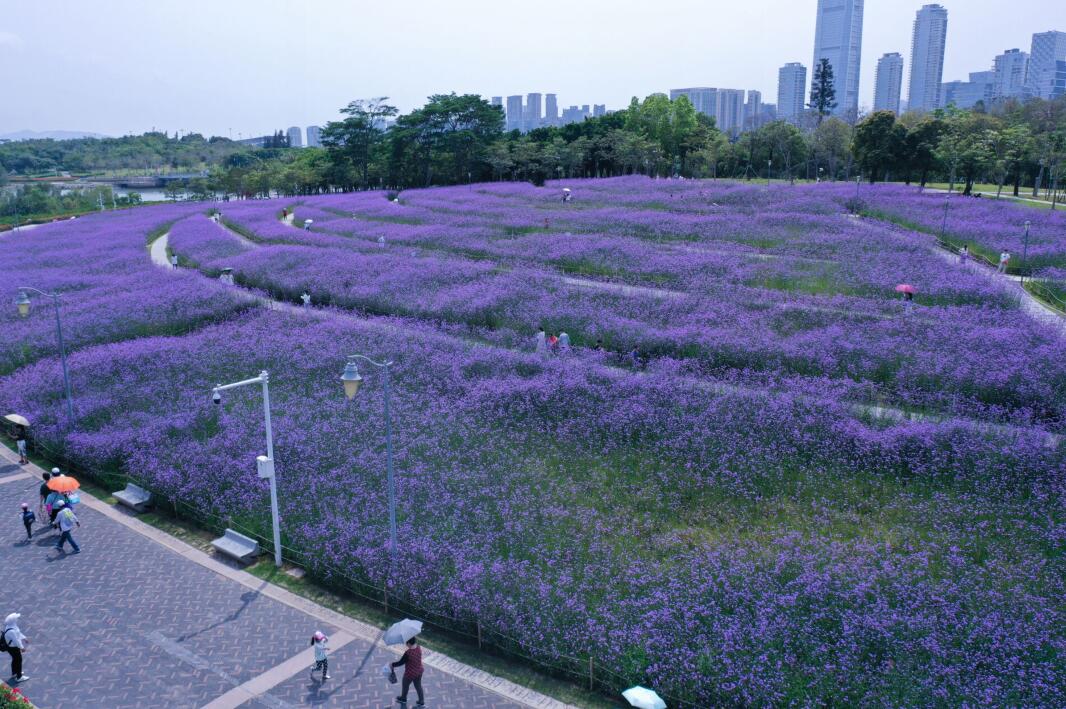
[{"xmin": 0, "ymin": 0, "xmax": 1060, "ymax": 137}]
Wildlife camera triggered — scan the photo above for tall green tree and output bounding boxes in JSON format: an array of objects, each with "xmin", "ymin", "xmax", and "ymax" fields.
[
  {"xmin": 321, "ymin": 98, "xmax": 398, "ymax": 190},
  {"xmin": 808, "ymin": 58, "xmax": 838, "ymax": 123},
  {"xmin": 853, "ymin": 111, "xmax": 906, "ymax": 182}
]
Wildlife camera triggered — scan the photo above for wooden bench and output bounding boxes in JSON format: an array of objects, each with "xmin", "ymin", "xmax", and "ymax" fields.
[
  {"xmin": 113, "ymin": 483, "xmax": 152, "ymax": 512},
  {"xmin": 211, "ymin": 529, "xmax": 259, "ymax": 563}
]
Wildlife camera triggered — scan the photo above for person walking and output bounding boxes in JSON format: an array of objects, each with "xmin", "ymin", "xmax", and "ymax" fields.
[
  {"xmin": 998, "ymin": 250, "xmax": 1010, "ymax": 274},
  {"xmin": 19, "ymin": 503, "xmax": 35, "ymax": 540},
  {"xmin": 535, "ymin": 327, "xmax": 547, "ymax": 355},
  {"xmin": 169, "ymin": 253, "xmax": 178, "ymax": 269},
  {"xmin": 558, "ymin": 331, "xmax": 571, "ymax": 353},
  {"xmin": 15, "ymin": 426, "xmax": 28, "ymax": 465},
  {"xmin": 54, "ymin": 503, "xmax": 80, "ymax": 554},
  {"xmin": 2, "ymin": 613, "xmax": 29, "ymax": 683},
  {"xmin": 959, "ymin": 244, "xmax": 969, "ymax": 265},
  {"xmin": 391, "ymin": 637, "xmax": 425, "ymax": 706},
  {"xmin": 38, "ymin": 471, "xmax": 51, "ymax": 518},
  {"xmin": 547, "ymin": 332, "xmax": 560, "ymax": 354},
  {"xmin": 301, "ymin": 292, "xmax": 311, "ymax": 309},
  {"xmin": 45, "ymin": 485, "xmax": 66, "ymax": 529},
  {"xmin": 309, "ymin": 631, "xmax": 330, "ymax": 680}
]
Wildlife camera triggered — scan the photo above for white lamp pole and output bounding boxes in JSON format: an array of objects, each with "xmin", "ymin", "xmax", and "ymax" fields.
[
  {"xmin": 340, "ymin": 354, "xmax": 397, "ymax": 554},
  {"xmin": 212, "ymin": 370, "xmax": 282, "ymax": 567},
  {"xmin": 15, "ymin": 287, "xmax": 75, "ymax": 424}
]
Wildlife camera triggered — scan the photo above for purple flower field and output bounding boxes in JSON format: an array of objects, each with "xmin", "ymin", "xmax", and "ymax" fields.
[{"xmin": 2, "ymin": 178, "xmax": 1063, "ymax": 706}]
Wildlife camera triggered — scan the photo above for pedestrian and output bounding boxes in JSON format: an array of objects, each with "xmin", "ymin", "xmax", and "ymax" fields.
[
  {"xmin": 562, "ymin": 188, "xmax": 572, "ymax": 203},
  {"xmin": 45, "ymin": 484, "xmax": 66, "ymax": 529},
  {"xmin": 594, "ymin": 338, "xmax": 605, "ymax": 352},
  {"xmin": 304, "ymin": 219, "xmax": 313, "ymax": 231},
  {"xmin": 547, "ymin": 332, "xmax": 560, "ymax": 354},
  {"xmin": 998, "ymin": 250, "xmax": 1010, "ymax": 274},
  {"xmin": 19, "ymin": 503, "xmax": 35, "ymax": 540},
  {"xmin": 309, "ymin": 631, "xmax": 330, "ymax": 680},
  {"xmin": 15, "ymin": 426, "xmax": 28, "ymax": 465},
  {"xmin": 169, "ymin": 253, "xmax": 178, "ymax": 269},
  {"xmin": 959, "ymin": 244, "xmax": 969, "ymax": 264},
  {"xmin": 558, "ymin": 331, "xmax": 571, "ymax": 353},
  {"xmin": 38, "ymin": 471, "xmax": 50, "ymax": 518},
  {"xmin": 535, "ymin": 327, "xmax": 546, "ymax": 355},
  {"xmin": 282, "ymin": 208, "xmax": 288, "ymax": 218},
  {"xmin": 1, "ymin": 613, "xmax": 29, "ymax": 683},
  {"xmin": 301, "ymin": 292, "xmax": 311, "ymax": 309},
  {"xmin": 378, "ymin": 235, "xmax": 386, "ymax": 247},
  {"xmin": 54, "ymin": 502, "xmax": 80, "ymax": 554},
  {"xmin": 391, "ymin": 637, "xmax": 425, "ymax": 706}
]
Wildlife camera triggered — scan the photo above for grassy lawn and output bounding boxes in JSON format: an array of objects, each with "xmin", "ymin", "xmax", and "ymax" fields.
[{"xmin": 919, "ymin": 183, "xmax": 1062, "ymax": 210}]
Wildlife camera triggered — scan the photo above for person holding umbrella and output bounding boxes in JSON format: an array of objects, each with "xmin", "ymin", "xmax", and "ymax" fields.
[
  {"xmin": 4, "ymin": 415, "xmax": 30, "ymax": 465},
  {"xmin": 385, "ymin": 619, "xmax": 425, "ymax": 706},
  {"xmin": 45, "ymin": 472, "xmax": 80, "ymax": 529}
]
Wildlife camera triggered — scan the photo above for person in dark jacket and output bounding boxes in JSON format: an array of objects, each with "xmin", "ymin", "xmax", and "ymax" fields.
[{"xmin": 391, "ymin": 637, "xmax": 424, "ymax": 706}]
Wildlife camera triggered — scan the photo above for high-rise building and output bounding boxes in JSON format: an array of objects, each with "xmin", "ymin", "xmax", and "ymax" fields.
[
  {"xmin": 811, "ymin": 0, "xmax": 864, "ymax": 118},
  {"xmin": 873, "ymin": 52, "xmax": 904, "ymax": 113},
  {"xmin": 907, "ymin": 4, "xmax": 949, "ymax": 113},
  {"xmin": 670, "ymin": 88, "xmax": 719, "ymax": 119},
  {"xmin": 305, "ymin": 125, "xmax": 321, "ymax": 148},
  {"xmin": 525, "ymin": 93, "xmax": 543, "ymax": 131},
  {"xmin": 745, "ymin": 90, "xmax": 762, "ymax": 130},
  {"xmin": 544, "ymin": 94, "xmax": 559, "ymax": 126},
  {"xmin": 286, "ymin": 126, "xmax": 302, "ymax": 148},
  {"xmin": 506, "ymin": 95, "xmax": 524, "ymax": 132},
  {"xmin": 491, "ymin": 96, "xmax": 503, "ymax": 107},
  {"xmin": 560, "ymin": 105, "xmax": 590, "ymax": 125},
  {"xmin": 593, "ymin": 104, "xmax": 606, "ymax": 117},
  {"xmin": 717, "ymin": 89, "xmax": 746, "ymax": 135},
  {"xmin": 1027, "ymin": 31, "xmax": 1066, "ymax": 100},
  {"xmin": 992, "ymin": 49, "xmax": 1029, "ymax": 101},
  {"xmin": 777, "ymin": 63, "xmax": 808, "ymax": 123},
  {"xmin": 941, "ymin": 71, "xmax": 994, "ymax": 109}
]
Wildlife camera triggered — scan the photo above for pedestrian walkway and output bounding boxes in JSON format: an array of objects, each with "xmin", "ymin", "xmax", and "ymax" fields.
[{"xmin": 0, "ymin": 447, "xmax": 572, "ymax": 709}]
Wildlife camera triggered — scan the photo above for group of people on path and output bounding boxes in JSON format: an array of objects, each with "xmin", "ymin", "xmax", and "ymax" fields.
[
  {"xmin": 16, "ymin": 469, "xmax": 82, "ymax": 553},
  {"xmin": 534, "ymin": 327, "xmax": 570, "ymax": 356},
  {"xmin": 308, "ymin": 631, "xmax": 425, "ymax": 706}
]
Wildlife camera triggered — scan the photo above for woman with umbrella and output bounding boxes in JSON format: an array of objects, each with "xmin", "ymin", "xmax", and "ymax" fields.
[
  {"xmin": 45, "ymin": 472, "xmax": 80, "ymax": 527},
  {"xmin": 386, "ymin": 619, "xmax": 425, "ymax": 706},
  {"xmin": 4, "ymin": 415, "xmax": 29, "ymax": 465}
]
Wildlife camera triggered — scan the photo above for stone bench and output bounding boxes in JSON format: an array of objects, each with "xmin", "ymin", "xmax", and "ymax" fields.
[
  {"xmin": 113, "ymin": 483, "xmax": 152, "ymax": 512},
  {"xmin": 211, "ymin": 528, "xmax": 259, "ymax": 563}
]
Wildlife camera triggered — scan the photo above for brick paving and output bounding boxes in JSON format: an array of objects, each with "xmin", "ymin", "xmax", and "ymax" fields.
[{"xmin": 0, "ymin": 454, "xmax": 558, "ymax": 709}]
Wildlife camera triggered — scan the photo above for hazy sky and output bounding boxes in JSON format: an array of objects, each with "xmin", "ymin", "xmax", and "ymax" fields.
[{"xmin": 0, "ymin": 0, "xmax": 1059, "ymax": 137}]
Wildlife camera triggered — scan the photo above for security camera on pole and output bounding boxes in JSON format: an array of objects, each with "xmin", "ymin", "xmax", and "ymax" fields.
[{"xmin": 211, "ymin": 370, "xmax": 283, "ymax": 567}]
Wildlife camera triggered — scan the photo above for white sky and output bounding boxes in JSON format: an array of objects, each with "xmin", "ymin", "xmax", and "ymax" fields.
[{"xmin": 0, "ymin": 0, "xmax": 1059, "ymax": 137}]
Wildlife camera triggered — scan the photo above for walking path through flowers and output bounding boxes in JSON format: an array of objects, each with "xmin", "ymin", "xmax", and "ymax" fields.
[
  {"xmin": 149, "ymin": 226, "xmax": 1062, "ymax": 450},
  {"xmin": 0, "ymin": 446, "xmax": 571, "ymax": 709}
]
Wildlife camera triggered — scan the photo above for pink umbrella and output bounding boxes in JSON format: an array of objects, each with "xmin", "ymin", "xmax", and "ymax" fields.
[{"xmin": 894, "ymin": 284, "xmax": 916, "ymax": 295}]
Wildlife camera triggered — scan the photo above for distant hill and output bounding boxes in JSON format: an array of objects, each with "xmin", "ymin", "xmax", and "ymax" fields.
[{"xmin": 0, "ymin": 130, "xmax": 111, "ymax": 142}]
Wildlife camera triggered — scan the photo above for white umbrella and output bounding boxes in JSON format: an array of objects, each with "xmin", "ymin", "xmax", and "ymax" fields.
[
  {"xmin": 622, "ymin": 686, "xmax": 666, "ymax": 709},
  {"xmin": 4, "ymin": 414, "xmax": 30, "ymax": 427},
  {"xmin": 383, "ymin": 618, "xmax": 422, "ymax": 646}
]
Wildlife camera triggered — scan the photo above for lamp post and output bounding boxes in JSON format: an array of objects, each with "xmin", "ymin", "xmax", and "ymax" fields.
[
  {"xmin": 767, "ymin": 160, "xmax": 772, "ymax": 187},
  {"xmin": 212, "ymin": 370, "xmax": 282, "ymax": 567},
  {"xmin": 1021, "ymin": 220, "xmax": 1032, "ymax": 283},
  {"xmin": 339, "ymin": 354, "xmax": 397, "ymax": 554},
  {"xmin": 15, "ymin": 288, "xmax": 74, "ymax": 423}
]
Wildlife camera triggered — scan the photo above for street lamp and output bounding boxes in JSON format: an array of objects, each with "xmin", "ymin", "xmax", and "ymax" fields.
[
  {"xmin": 212, "ymin": 370, "xmax": 283, "ymax": 567},
  {"xmin": 15, "ymin": 288, "xmax": 75, "ymax": 423},
  {"xmin": 1021, "ymin": 220, "xmax": 1032, "ymax": 283},
  {"xmin": 340, "ymin": 354, "xmax": 397, "ymax": 554},
  {"xmin": 767, "ymin": 160, "xmax": 772, "ymax": 187}
]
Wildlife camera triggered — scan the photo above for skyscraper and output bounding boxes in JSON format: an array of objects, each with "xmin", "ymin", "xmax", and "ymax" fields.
[
  {"xmin": 525, "ymin": 93, "xmax": 542, "ymax": 131},
  {"xmin": 305, "ymin": 125, "xmax": 321, "ymax": 148},
  {"xmin": 491, "ymin": 96, "xmax": 503, "ymax": 107},
  {"xmin": 593, "ymin": 104, "xmax": 607, "ymax": 117},
  {"xmin": 873, "ymin": 53, "xmax": 904, "ymax": 113},
  {"xmin": 717, "ymin": 89, "xmax": 746, "ymax": 135},
  {"xmin": 670, "ymin": 88, "xmax": 717, "ymax": 118},
  {"xmin": 286, "ymin": 126, "xmax": 302, "ymax": 148},
  {"xmin": 745, "ymin": 90, "xmax": 762, "ymax": 130},
  {"xmin": 811, "ymin": 0, "xmax": 864, "ymax": 118},
  {"xmin": 942, "ymin": 71, "xmax": 994, "ymax": 110},
  {"xmin": 506, "ymin": 95, "xmax": 524, "ymax": 132},
  {"xmin": 907, "ymin": 4, "xmax": 949, "ymax": 112},
  {"xmin": 1027, "ymin": 31, "xmax": 1066, "ymax": 100},
  {"xmin": 544, "ymin": 94, "xmax": 559, "ymax": 127},
  {"xmin": 992, "ymin": 49, "xmax": 1030, "ymax": 101},
  {"xmin": 777, "ymin": 63, "xmax": 808, "ymax": 123}
]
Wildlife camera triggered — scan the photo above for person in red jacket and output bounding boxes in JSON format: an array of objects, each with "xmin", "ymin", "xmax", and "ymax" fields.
[{"xmin": 391, "ymin": 636, "xmax": 424, "ymax": 706}]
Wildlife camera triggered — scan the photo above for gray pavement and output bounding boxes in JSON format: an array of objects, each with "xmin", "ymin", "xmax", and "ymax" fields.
[{"xmin": 0, "ymin": 450, "xmax": 563, "ymax": 709}]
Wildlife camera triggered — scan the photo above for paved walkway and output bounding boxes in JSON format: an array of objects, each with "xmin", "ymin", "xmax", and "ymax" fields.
[{"xmin": 0, "ymin": 447, "xmax": 571, "ymax": 709}]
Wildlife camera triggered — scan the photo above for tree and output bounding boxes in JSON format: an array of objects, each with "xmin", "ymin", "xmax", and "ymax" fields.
[
  {"xmin": 811, "ymin": 118, "xmax": 852, "ymax": 180},
  {"xmin": 321, "ymin": 98, "xmax": 398, "ymax": 190},
  {"xmin": 809, "ymin": 58, "xmax": 838, "ymax": 123},
  {"xmin": 853, "ymin": 111, "xmax": 906, "ymax": 183},
  {"xmin": 900, "ymin": 117, "xmax": 944, "ymax": 187}
]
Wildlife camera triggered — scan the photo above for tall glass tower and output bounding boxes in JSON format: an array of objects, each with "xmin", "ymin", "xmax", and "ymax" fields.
[
  {"xmin": 811, "ymin": 0, "xmax": 864, "ymax": 119},
  {"xmin": 907, "ymin": 4, "xmax": 949, "ymax": 112}
]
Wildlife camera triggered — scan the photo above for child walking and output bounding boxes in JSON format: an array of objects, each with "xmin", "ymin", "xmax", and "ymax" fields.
[
  {"xmin": 310, "ymin": 631, "xmax": 330, "ymax": 680},
  {"xmin": 19, "ymin": 504, "xmax": 35, "ymax": 540}
]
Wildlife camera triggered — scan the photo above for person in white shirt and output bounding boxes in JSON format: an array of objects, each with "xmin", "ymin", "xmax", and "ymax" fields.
[
  {"xmin": 534, "ymin": 327, "xmax": 547, "ymax": 355},
  {"xmin": 54, "ymin": 503, "xmax": 80, "ymax": 553},
  {"xmin": 301, "ymin": 292, "xmax": 311, "ymax": 309},
  {"xmin": 310, "ymin": 631, "xmax": 330, "ymax": 680},
  {"xmin": 169, "ymin": 254, "xmax": 178, "ymax": 269},
  {"xmin": 558, "ymin": 332, "xmax": 571, "ymax": 353},
  {"xmin": 998, "ymin": 250, "xmax": 1010, "ymax": 274},
  {"xmin": 2, "ymin": 613, "xmax": 29, "ymax": 682}
]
